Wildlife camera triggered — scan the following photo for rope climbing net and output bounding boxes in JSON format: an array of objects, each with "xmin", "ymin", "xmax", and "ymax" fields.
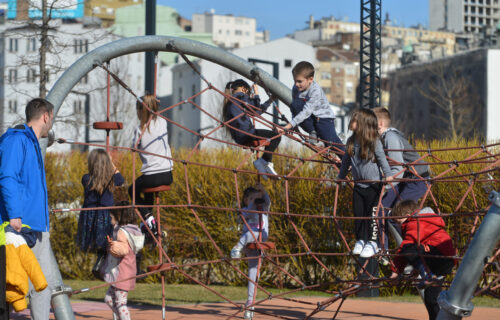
[{"xmin": 52, "ymin": 47, "xmax": 500, "ymax": 320}]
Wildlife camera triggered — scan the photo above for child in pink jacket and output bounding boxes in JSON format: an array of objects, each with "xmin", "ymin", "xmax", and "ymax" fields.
[{"xmin": 103, "ymin": 201, "xmax": 144, "ymax": 320}]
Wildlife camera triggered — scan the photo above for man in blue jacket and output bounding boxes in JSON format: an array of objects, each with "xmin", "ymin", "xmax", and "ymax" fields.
[{"xmin": 0, "ymin": 98, "xmax": 54, "ymax": 319}]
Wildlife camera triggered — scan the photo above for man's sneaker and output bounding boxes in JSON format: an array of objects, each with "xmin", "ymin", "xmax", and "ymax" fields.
[
  {"xmin": 352, "ymin": 240, "xmax": 365, "ymax": 255},
  {"xmin": 253, "ymin": 158, "xmax": 269, "ymax": 180},
  {"xmin": 360, "ymin": 241, "xmax": 379, "ymax": 258},
  {"xmin": 244, "ymin": 306, "xmax": 254, "ymax": 319},
  {"xmin": 265, "ymin": 162, "xmax": 280, "ymax": 179},
  {"xmin": 230, "ymin": 245, "xmax": 243, "ymax": 258}
]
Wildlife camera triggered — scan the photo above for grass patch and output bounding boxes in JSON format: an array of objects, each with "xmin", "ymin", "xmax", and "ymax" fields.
[{"xmin": 65, "ymin": 280, "xmax": 499, "ymax": 308}]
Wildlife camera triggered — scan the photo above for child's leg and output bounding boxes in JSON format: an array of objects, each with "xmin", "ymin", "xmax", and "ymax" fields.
[
  {"xmin": 104, "ymin": 286, "xmax": 118, "ymax": 315},
  {"xmin": 424, "ymin": 286, "xmax": 442, "ymax": 320},
  {"xmin": 368, "ymin": 184, "xmax": 383, "ymax": 243},
  {"xmin": 398, "ymin": 180, "xmax": 428, "ymax": 202},
  {"xmin": 246, "ymin": 248, "xmax": 260, "ymax": 305},
  {"xmin": 253, "ymin": 129, "xmax": 281, "ymax": 163},
  {"xmin": 314, "ymin": 118, "xmax": 346, "ymax": 154},
  {"xmin": 113, "ymin": 288, "xmax": 130, "ymax": 320},
  {"xmin": 128, "ymin": 172, "xmax": 173, "ymax": 217},
  {"xmin": 352, "ymin": 186, "xmax": 368, "ymax": 242}
]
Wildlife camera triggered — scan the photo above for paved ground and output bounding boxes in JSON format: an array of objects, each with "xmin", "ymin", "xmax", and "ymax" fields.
[{"xmin": 10, "ymin": 298, "xmax": 500, "ymax": 319}]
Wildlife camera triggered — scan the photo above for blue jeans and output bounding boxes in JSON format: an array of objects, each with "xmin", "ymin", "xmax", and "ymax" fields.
[{"xmin": 289, "ymin": 100, "xmax": 345, "ymax": 156}]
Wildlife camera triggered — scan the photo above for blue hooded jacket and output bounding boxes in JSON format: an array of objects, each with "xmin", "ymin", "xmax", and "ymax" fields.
[
  {"xmin": 225, "ymin": 92, "xmax": 271, "ymax": 144},
  {"xmin": 0, "ymin": 124, "xmax": 49, "ymax": 232}
]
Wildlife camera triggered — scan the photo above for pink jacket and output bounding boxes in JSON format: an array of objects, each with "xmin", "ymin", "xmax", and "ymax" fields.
[{"xmin": 107, "ymin": 224, "xmax": 142, "ymax": 291}]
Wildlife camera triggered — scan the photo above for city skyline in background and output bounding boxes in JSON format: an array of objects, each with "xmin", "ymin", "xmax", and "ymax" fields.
[{"xmin": 166, "ymin": 0, "xmax": 430, "ymax": 39}]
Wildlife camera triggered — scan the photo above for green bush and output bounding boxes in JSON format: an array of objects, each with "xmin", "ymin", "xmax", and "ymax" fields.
[{"xmin": 47, "ymin": 139, "xmax": 499, "ymax": 295}]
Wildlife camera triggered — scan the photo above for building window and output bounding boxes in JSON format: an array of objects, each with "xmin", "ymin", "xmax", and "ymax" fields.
[
  {"xmin": 80, "ymin": 74, "xmax": 88, "ymax": 84},
  {"xmin": 178, "ymin": 87, "xmax": 183, "ymax": 110},
  {"xmin": 321, "ymin": 72, "xmax": 331, "ymax": 79},
  {"xmin": 235, "ymin": 30, "xmax": 242, "ymax": 35},
  {"xmin": 322, "ymin": 87, "xmax": 331, "ymax": 94},
  {"xmin": 8, "ymin": 100, "xmax": 17, "ymax": 113},
  {"xmin": 74, "ymin": 39, "xmax": 89, "ymax": 53},
  {"xmin": 27, "ymin": 69, "xmax": 36, "ymax": 83},
  {"xmin": 73, "ymin": 100, "xmax": 83, "ymax": 114},
  {"xmin": 9, "ymin": 38, "xmax": 18, "ymax": 52},
  {"xmin": 8, "ymin": 69, "xmax": 17, "ymax": 83},
  {"xmin": 284, "ymin": 59, "xmax": 292, "ymax": 67},
  {"xmin": 27, "ymin": 38, "xmax": 37, "ymax": 52}
]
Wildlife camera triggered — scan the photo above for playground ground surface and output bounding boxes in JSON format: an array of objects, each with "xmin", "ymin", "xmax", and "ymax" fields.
[{"xmin": 10, "ymin": 296, "xmax": 500, "ymax": 319}]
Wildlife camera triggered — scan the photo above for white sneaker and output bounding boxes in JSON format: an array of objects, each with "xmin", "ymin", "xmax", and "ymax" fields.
[
  {"xmin": 230, "ymin": 245, "xmax": 243, "ymax": 258},
  {"xmin": 352, "ymin": 240, "xmax": 365, "ymax": 255},
  {"xmin": 244, "ymin": 306, "xmax": 254, "ymax": 319},
  {"xmin": 253, "ymin": 158, "xmax": 268, "ymax": 180},
  {"xmin": 360, "ymin": 241, "xmax": 379, "ymax": 258},
  {"xmin": 265, "ymin": 162, "xmax": 280, "ymax": 179}
]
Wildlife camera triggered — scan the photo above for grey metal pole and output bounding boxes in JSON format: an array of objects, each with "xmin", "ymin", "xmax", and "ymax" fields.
[{"xmin": 437, "ymin": 190, "xmax": 500, "ymax": 319}]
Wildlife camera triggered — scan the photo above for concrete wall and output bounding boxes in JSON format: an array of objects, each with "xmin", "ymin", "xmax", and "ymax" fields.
[{"xmin": 389, "ymin": 48, "xmax": 489, "ymax": 141}]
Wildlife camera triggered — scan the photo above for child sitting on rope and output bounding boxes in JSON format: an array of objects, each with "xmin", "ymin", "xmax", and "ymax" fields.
[
  {"xmin": 103, "ymin": 201, "xmax": 144, "ymax": 320},
  {"xmin": 223, "ymin": 79, "xmax": 281, "ymax": 180},
  {"xmin": 336, "ymin": 109, "xmax": 394, "ymax": 258},
  {"xmin": 277, "ymin": 61, "xmax": 345, "ymax": 156},
  {"xmin": 230, "ymin": 183, "xmax": 270, "ymax": 319},
  {"xmin": 390, "ymin": 200, "xmax": 456, "ymax": 320},
  {"xmin": 129, "ymin": 94, "xmax": 173, "ymax": 240}
]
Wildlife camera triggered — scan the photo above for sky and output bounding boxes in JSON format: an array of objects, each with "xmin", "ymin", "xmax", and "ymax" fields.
[{"xmin": 161, "ymin": 0, "xmax": 429, "ymax": 39}]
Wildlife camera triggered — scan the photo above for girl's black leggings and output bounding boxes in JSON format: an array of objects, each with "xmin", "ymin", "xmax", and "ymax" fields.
[
  {"xmin": 128, "ymin": 171, "xmax": 173, "ymax": 217},
  {"xmin": 352, "ymin": 184, "xmax": 382, "ymax": 242}
]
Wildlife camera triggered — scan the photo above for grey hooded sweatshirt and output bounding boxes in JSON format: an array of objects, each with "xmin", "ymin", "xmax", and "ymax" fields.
[{"xmin": 337, "ymin": 138, "xmax": 392, "ymax": 188}]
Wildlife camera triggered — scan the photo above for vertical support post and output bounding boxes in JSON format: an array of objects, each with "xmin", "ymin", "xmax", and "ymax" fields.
[
  {"xmin": 106, "ymin": 62, "xmax": 111, "ymax": 152},
  {"xmin": 156, "ymin": 193, "xmax": 166, "ymax": 320},
  {"xmin": 272, "ymin": 62, "xmax": 280, "ymax": 125},
  {"xmin": 359, "ymin": 0, "xmax": 381, "ymax": 109},
  {"xmin": 145, "ymin": 0, "xmax": 156, "ymax": 94},
  {"xmin": 84, "ymin": 94, "xmax": 90, "ymax": 152},
  {"xmin": 437, "ymin": 190, "xmax": 500, "ymax": 320}
]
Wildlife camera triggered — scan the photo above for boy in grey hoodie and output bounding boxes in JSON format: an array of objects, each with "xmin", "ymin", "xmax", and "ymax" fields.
[{"xmin": 373, "ymin": 107, "xmax": 429, "ymax": 251}]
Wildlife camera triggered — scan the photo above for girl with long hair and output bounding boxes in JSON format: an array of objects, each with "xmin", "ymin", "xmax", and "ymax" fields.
[
  {"xmin": 77, "ymin": 149, "xmax": 124, "ymax": 276},
  {"xmin": 222, "ymin": 79, "xmax": 281, "ymax": 180},
  {"xmin": 337, "ymin": 109, "xmax": 394, "ymax": 258},
  {"xmin": 129, "ymin": 94, "xmax": 173, "ymax": 241}
]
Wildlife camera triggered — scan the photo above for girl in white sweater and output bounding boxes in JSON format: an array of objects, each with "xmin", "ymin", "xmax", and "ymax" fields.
[{"xmin": 129, "ymin": 94, "xmax": 173, "ymax": 241}]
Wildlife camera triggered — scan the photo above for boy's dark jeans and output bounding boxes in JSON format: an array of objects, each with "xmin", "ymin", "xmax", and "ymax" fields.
[
  {"xmin": 400, "ymin": 243, "xmax": 454, "ymax": 320},
  {"xmin": 289, "ymin": 100, "xmax": 345, "ymax": 156}
]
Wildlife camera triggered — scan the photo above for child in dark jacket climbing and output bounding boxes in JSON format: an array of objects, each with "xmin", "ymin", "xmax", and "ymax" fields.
[{"xmin": 222, "ymin": 79, "xmax": 280, "ymax": 180}]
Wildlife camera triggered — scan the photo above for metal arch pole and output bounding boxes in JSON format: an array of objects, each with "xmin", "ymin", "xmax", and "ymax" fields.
[
  {"xmin": 437, "ymin": 190, "xmax": 500, "ymax": 320},
  {"xmin": 42, "ymin": 35, "xmax": 294, "ymax": 319},
  {"xmin": 46, "ymin": 36, "xmax": 293, "ymax": 117}
]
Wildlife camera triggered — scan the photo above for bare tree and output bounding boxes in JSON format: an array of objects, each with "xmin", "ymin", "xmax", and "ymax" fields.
[{"xmin": 418, "ymin": 64, "xmax": 480, "ymax": 140}]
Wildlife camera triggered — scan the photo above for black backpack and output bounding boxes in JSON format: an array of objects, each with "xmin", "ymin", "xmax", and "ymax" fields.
[{"xmin": 382, "ymin": 129, "xmax": 430, "ymax": 178}]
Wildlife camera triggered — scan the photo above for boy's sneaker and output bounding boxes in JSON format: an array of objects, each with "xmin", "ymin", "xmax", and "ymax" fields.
[
  {"xmin": 306, "ymin": 131, "xmax": 318, "ymax": 145},
  {"xmin": 352, "ymin": 240, "xmax": 365, "ymax": 255},
  {"xmin": 244, "ymin": 306, "xmax": 254, "ymax": 319},
  {"xmin": 265, "ymin": 162, "xmax": 280, "ymax": 179},
  {"xmin": 360, "ymin": 241, "xmax": 379, "ymax": 258},
  {"xmin": 253, "ymin": 158, "xmax": 269, "ymax": 180},
  {"xmin": 230, "ymin": 245, "xmax": 243, "ymax": 259}
]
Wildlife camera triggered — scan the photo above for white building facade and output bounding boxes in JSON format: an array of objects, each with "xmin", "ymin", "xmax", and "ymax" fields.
[
  {"xmin": 430, "ymin": 0, "xmax": 500, "ymax": 34},
  {"xmin": 192, "ymin": 12, "xmax": 260, "ymax": 49},
  {"xmin": 0, "ymin": 19, "xmax": 172, "ymax": 152}
]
